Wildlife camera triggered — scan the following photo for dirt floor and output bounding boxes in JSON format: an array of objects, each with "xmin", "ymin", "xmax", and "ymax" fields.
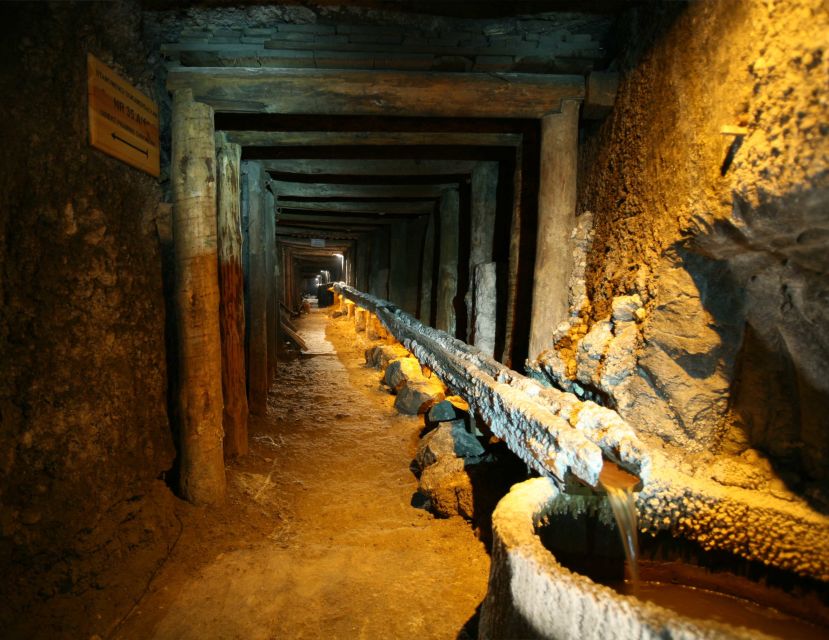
[{"xmin": 112, "ymin": 307, "xmax": 490, "ymax": 640}]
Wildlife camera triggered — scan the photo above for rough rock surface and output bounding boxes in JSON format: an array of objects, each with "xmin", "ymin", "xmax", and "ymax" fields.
[
  {"xmin": 427, "ymin": 400, "xmax": 460, "ymax": 424},
  {"xmin": 337, "ymin": 283, "xmax": 649, "ymax": 488},
  {"xmin": 384, "ymin": 356, "xmax": 423, "ymax": 391},
  {"xmin": 394, "ymin": 379, "xmax": 446, "ymax": 415},
  {"xmin": 415, "ymin": 420, "xmax": 485, "ymax": 470},
  {"xmin": 0, "ymin": 3, "xmax": 177, "ymax": 635},
  {"xmin": 571, "ymin": 0, "xmax": 829, "ymax": 485},
  {"xmin": 365, "ymin": 343, "xmax": 409, "ymax": 370},
  {"xmin": 426, "ymin": 395, "xmax": 470, "ymax": 425}
]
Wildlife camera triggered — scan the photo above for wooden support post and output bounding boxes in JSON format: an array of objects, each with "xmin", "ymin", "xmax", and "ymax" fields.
[
  {"xmin": 355, "ymin": 234, "xmax": 370, "ymax": 293},
  {"xmin": 419, "ymin": 211, "xmax": 436, "ymax": 325},
  {"xmin": 389, "ymin": 223, "xmax": 407, "ymax": 312},
  {"xmin": 529, "ymin": 100, "xmax": 580, "ymax": 358},
  {"xmin": 171, "ymin": 89, "xmax": 226, "ymax": 505},
  {"xmin": 503, "ymin": 149, "xmax": 523, "ymax": 368},
  {"xmin": 265, "ymin": 189, "xmax": 278, "ymax": 381},
  {"xmin": 467, "ymin": 162, "xmax": 499, "ymax": 353},
  {"xmin": 436, "ymin": 188, "xmax": 460, "ymax": 336},
  {"xmin": 355, "ymin": 307, "xmax": 367, "ymax": 331},
  {"xmin": 368, "ymin": 227, "xmax": 390, "ymax": 299},
  {"xmin": 472, "ymin": 262, "xmax": 498, "ymax": 357},
  {"xmin": 216, "ymin": 134, "xmax": 248, "ymax": 458},
  {"xmin": 246, "ymin": 161, "xmax": 269, "ymax": 415}
]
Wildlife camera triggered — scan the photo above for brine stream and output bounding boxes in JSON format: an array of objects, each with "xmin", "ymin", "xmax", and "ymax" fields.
[{"xmin": 599, "ymin": 464, "xmax": 640, "ymax": 589}]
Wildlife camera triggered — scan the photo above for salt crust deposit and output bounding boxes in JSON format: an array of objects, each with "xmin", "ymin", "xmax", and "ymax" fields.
[
  {"xmin": 479, "ymin": 478, "xmax": 775, "ymax": 640},
  {"xmin": 334, "ymin": 284, "xmax": 648, "ymax": 488},
  {"xmin": 334, "ymin": 284, "xmax": 829, "ymax": 583}
]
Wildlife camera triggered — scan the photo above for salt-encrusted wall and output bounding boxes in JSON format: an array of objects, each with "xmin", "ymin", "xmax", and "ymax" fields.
[
  {"xmin": 0, "ymin": 3, "xmax": 177, "ymax": 635},
  {"xmin": 533, "ymin": 0, "xmax": 828, "ymax": 494}
]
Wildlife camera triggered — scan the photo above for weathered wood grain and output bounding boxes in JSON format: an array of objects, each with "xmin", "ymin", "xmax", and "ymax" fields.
[
  {"xmin": 262, "ymin": 159, "xmax": 477, "ymax": 175},
  {"xmin": 171, "ymin": 89, "xmax": 226, "ymax": 505},
  {"xmin": 246, "ymin": 162, "xmax": 269, "ymax": 416},
  {"xmin": 270, "ymin": 181, "xmax": 455, "ymax": 199},
  {"xmin": 276, "ymin": 199, "xmax": 436, "ymax": 215},
  {"xmin": 216, "ymin": 135, "xmax": 249, "ymax": 458},
  {"xmin": 225, "ymin": 130, "xmax": 523, "ymax": 147},
  {"xmin": 167, "ymin": 67, "xmax": 585, "ymax": 118}
]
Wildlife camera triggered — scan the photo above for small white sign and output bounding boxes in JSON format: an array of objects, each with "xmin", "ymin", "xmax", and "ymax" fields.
[{"xmin": 310, "ymin": 238, "xmax": 325, "ymax": 247}]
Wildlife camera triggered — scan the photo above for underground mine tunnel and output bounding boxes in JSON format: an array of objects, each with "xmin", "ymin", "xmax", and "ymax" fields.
[{"xmin": 1, "ymin": 0, "xmax": 828, "ymax": 638}]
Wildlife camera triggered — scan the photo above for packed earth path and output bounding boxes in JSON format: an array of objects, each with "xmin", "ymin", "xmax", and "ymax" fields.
[{"xmin": 114, "ymin": 307, "xmax": 490, "ymax": 640}]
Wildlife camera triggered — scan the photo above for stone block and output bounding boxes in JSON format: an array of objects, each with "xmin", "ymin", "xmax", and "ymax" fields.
[
  {"xmin": 384, "ymin": 356, "xmax": 423, "ymax": 391},
  {"xmin": 349, "ymin": 33, "xmax": 403, "ymax": 45},
  {"xmin": 415, "ymin": 420, "xmax": 485, "ymax": 470},
  {"xmin": 354, "ymin": 308, "xmax": 367, "ymax": 331},
  {"xmin": 427, "ymin": 400, "xmax": 458, "ymax": 423},
  {"xmin": 394, "ymin": 379, "xmax": 445, "ymax": 415},
  {"xmin": 276, "ymin": 23, "xmax": 336, "ymax": 34},
  {"xmin": 365, "ymin": 343, "xmax": 409, "ymax": 369},
  {"xmin": 418, "ymin": 457, "xmax": 474, "ymax": 519}
]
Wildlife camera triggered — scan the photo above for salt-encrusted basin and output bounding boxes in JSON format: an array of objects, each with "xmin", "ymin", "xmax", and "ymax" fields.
[{"xmin": 479, "ymin": 460, "xmax": 829, "ymax": 640}]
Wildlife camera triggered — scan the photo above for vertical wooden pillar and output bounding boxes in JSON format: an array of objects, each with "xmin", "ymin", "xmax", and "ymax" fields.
[
  {"xmin": 467, "ymin": 161, "xmax": 499, "ymax": 353},
  {"xmin": 171, "ymin": 89, "xmax": 226, "ymax": 505},
  {"xmin": 246, "ymin": 162, "xmax": 268, "ymax": 416},
  {"xmin": 356, "ymin": 234, "xmax": 370, "ymax": 292},
  {"xmin": 265, "ymin": 189, "xmax": 278, "ymax": 381},
  {"xmin": 390, "ymin": 217, "xmax": 426, "ymax": 315},
  {"xmin": 419, "ymin": 210, "xmax": 436, "ymax": 324},
  {"xmin": 436, "ymin": 188, "xmax": 459, "ymax": 335},
  {"xmin": 472, "ymin": 262, "xmax": 498, "ymax": 356},
  {"xmin": 368, "ymin": 227, "xmax": 390, "ymax": 299},
  {"xmin": 216, "ymin": 134, "xmax": 248, "ymax": 458},
  {"xmin": 528, "ymin": 100, "xmax": 580, "ymax": 358},
  {"xmin": 502, "ymin": 149, "xmax": 523, "ymax": 367}
]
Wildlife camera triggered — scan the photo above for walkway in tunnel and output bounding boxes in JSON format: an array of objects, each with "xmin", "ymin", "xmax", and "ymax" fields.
[{"xmin": 115, "ymin": 307, "xmax": 489, "ymax": 640}]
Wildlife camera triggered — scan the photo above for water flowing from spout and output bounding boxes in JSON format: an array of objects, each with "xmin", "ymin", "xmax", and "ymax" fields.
[{"xmin": 600, "ymin": 464, "xmax": 640, "ymax": 589}]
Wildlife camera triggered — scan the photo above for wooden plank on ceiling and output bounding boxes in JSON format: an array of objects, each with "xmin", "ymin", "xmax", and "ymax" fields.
[
  {"xmin": 276, "ymin": 199, "xmax": 435, "ymax": 214},
  {"xmin": 276, "ymin": 213, "xmax": 397, "ymax": 225},
  {"xmin": 262, "ymin": 159, "xmax": 477, "ymax": 175},
  {"xmin": 166, "ymin": 67, "xmax": 584, "ymax": 118},
  {"xmin": 270, "ymin": 181, "xmax": 454, "ymax": 199},
  {"xmin": 225, "ymin": 131, "xmax": 523, "ymax": 147}
]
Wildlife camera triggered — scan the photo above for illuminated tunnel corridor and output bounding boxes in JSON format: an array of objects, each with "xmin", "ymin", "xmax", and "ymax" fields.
[{"xmin": 1, "ymin": 1, "xmax": 828, "ymax": 638}]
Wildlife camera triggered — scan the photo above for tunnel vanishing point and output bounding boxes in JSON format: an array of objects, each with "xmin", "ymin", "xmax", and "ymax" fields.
[{"xmin": 1, "ymin": 0, "xmax": 828, "ymax": 638}]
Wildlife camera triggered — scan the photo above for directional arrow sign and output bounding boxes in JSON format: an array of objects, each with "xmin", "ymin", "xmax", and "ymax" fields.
[{"xmin": 87, "ymin": 53, "xmax": 159, "ymax": 176}]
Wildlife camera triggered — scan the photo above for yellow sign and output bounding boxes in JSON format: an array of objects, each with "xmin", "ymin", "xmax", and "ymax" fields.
[{"xmin": 87, "ymin": 53, "xmax": 160, "ymax": 177}]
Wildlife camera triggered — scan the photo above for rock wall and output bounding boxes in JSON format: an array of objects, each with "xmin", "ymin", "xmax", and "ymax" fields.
[
  {"xmin": 537, "ymin": 0, "xmax": 828, "ymax": 490},
  {"xmin": 0, "ymin": 3, "xmax": 177, "ymax": 635}
]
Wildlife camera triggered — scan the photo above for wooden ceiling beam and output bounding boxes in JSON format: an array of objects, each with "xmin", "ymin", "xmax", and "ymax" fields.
[
  {"xmin": 276, "ymin": 213, "xmax": 398, "ymax": 226},
  {"xmin": 276, "ymin": 199, "xmax": 435, "ymax": 215},
  {"xmin": 270, "ymin": 180, "xmax": 455, "ymax": 199},
  {"xmin": 261, "ymin": 159, "xmax": 477, "ymax": 175},
  {"xmin": 225, "ymin": 130, "xmax": 523, "ymax": 147},
  {"xmin": 167, "ymin": 67, "xmax": 584, "ymax": 118}
]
